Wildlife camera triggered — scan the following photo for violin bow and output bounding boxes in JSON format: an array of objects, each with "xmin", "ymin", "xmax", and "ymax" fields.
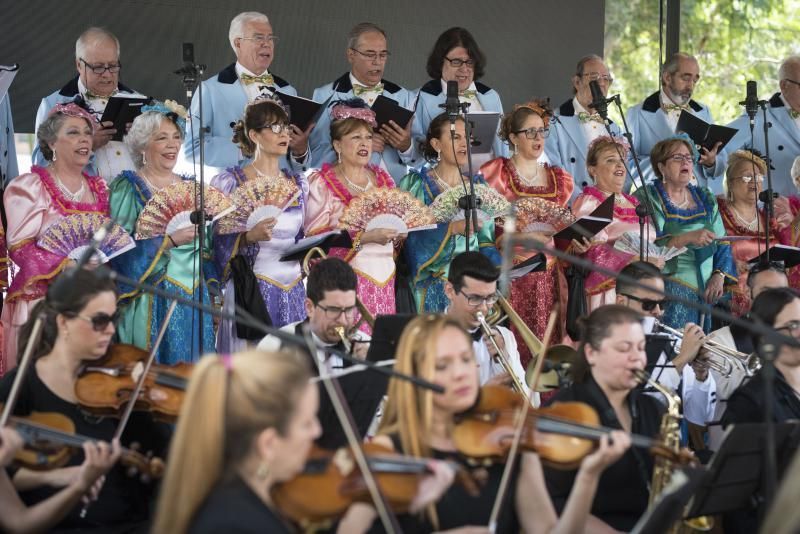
[
  {"xmin": 487, "ymin": 309, "xmax": 558, "ymax": 533},
  {"xmin": 299, "ymin": 325, "xmax": 402, "ymax": 534},
  {"xmin": 112, "ymin": 300, "xmax": 178, "ymax": 440},
  {"xmin": 0, "ymin": 314, "xmax": 45, "ymax": 427}
]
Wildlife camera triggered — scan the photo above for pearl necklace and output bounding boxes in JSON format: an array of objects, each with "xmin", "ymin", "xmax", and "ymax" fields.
[
  {"xmin": 431, "ymin": 166, "xmax": 460, "ymax": 192},
  {"xmin": 140, "ymin": 169, "xmax": 176, "ymax": 193},
  {"xmin": 730, "ymin": 204, "xmax": 759, "ymax": 231},
  {"xmin": 252, "ymin": 161, "xmax": 282, "ymax": 182},
  {"xmin": 596, "ymin": 187, "xmax": 630, "ymax": 207},
  {"xmin": 52, "ymin": 169, "xmax": 86, "ymax": 202},
  {"xmin": 670, "ymin": 188, "xmax": 690, "ymax": 209},
  {"xmin": 510, "ymin": 157, "xmax": 545, "ymax": 187},
  {"xmin": 338, "ymin": 166, "xmax": 372, "ymax": 193}
]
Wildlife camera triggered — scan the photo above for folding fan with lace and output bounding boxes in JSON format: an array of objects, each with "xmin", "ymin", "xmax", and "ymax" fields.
[
  {"xmin": 614, "ymin": 231, "xmax": 686, "ymax": 261},
  {"xmin": 338, "ymin": 188, "xmax": 437, "ymax": 234},
  {"xmin": 134, "ymin": 181, "xmax": 232, "ymax": 239},
  {"xmin": 216, "ymin": 177, "xmax": 301, "ymax": 235},
  {"xmin": 514, "ymin": 197, "xmax": 575, "ymax": 233},
  {"xmin": 430, "ymin": 183, "xmax": 511, "ymax": 223},
  {"xmin": 37, "ymin": 213, "xmax": 135, "ymax": 263}
]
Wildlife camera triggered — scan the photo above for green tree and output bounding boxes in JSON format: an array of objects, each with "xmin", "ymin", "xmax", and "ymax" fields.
[{"xmin": 605, "ymin": 0, "xmax": 800, "ymax": 125}]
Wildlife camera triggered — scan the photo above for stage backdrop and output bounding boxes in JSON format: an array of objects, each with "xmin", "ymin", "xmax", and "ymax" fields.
[{"xmin": 1, "ymin": 0, "xmax": 604, "ymax": 132}]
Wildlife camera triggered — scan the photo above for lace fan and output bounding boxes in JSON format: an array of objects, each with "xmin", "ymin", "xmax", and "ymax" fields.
[
  {"xmin": 614, "ymin": 231, "xmax": 686, "ymax": 261},
  {"xmin": 134, "ymin": 181, "xmax": 231, "ymax": 239},
  {"xmin": 338, "ymin": 188, "xmax": 437, "ymax": 234},
  {"xmin": 216, "ymin": 177, "xmax": 301, "ymax": 235},
  {"xmin": 430, "ymin": 183, "xmax": 511, "ymax": 223},
  {"xmin": 37, "ymin": 213, "xmax": 135, "ymax": 263},
  {"xmin": 514, "ymin": 197, "xmax": 575, "ymax": 233}
]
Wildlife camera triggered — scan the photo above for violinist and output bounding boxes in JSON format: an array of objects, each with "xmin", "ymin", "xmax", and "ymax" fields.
[
  {"xmin": 153, "ymin": 349, "xmax": 454, "ymax": 534},
  {"xmin": 0, "ymin": 426, "xmax": 120, "ymax": 533},
  {"xmin": 444, "ymin": 251, "xmax": 529, "ymax": 396},
  {"xmin": 364, "ymin": 314, "xmax": 629, "ymax": 533},
  {"xmin": 0, "ymin": 269, "xmax": 171, "ymax": 531},
  {"xmin": 543, "ymin": 305, "xmax": 662, "ymax": 533}
]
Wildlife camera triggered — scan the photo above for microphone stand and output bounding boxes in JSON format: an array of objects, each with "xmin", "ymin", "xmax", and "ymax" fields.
[
  {"xmin": 454, "ymin": 101, "xmax": 480, "ymax": 251},
  {"xmin": 758, "ymin": 100, "xmax": 776, "ymax": 259}
]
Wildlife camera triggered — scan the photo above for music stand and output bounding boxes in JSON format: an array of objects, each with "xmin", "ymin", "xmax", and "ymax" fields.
[
  {"xmin": 684, "ymin": 422, "xmax": 800, "ymax": 519},
  {"xmin": 631, "ymin": 467, "xmax": 707, "ymax": 534}
]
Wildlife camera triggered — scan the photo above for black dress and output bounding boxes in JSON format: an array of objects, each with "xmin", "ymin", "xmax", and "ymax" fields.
[
  {"xmin": 367, "ymin": 434, "xmax": 521, "ymax": 533},
  {"xmin": 722, "ymin": 367, "xmax": 800, "ymax": 426},
  {"xmin": 0, "ymin": 365, "xmax": 172, "ymax": 532},
  {"xmin": 543, "ymin": 375, "xmax": 665, "ymax": 533},
  {"xmin": 189, "ymin": 476, "xmax": 294, "ymax": 534}
]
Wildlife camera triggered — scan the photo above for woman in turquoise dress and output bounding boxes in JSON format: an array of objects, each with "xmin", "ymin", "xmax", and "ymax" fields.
[
  {"xmin": 400, "ymin": 112, "xmax": 500, "ymax": 312},
  {"xmin": 110, "ymin": 101, "xmax": 217, "ymax": 364},
  {"xmin": 634, "ymin": 134, "xmax": 736, "ymax": 332}
]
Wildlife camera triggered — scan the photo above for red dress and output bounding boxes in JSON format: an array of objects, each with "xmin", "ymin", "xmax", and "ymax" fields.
[{"xmin": 481, "ymin": 157, "xmax": 574, "ymax": 367}]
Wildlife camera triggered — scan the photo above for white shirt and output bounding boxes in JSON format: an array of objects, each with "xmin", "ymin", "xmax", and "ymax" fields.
[
  {"xmin": 258, "ymin": 321, "xmax": 370, "ymax": 370},
  {"xmin": 77, "ymin": 78, "xmax": 138, "ymax": 182},
  {"xmin": 781, "ymin": 94, "xmax": 800, "ymax": 129},
  {"xmin": 572, "ymin": 97, "xmax": 606, "ymax": 145},
  {"xmin": 235, "ymin": 63, "xmax": 276, "ymax": 103},
  {"xmin": 470, "ymin": 324, "xmax": 538, "ymax": 405},
  {"xmin": 441, "ymin": 79, "xmax": 484, "ymax": 112},
  {"xmin": 648, "ymin": 343, "xmax": 717, "ymax": 426},
  {"xmin": 660, "ymin": 89, "xmax": 684, "ymax": 132}
]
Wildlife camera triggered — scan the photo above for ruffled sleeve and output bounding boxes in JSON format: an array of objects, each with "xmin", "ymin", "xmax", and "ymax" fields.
[
  {"xmin": 707, "ymin": 191, "xmax": 737, "ymax": 285},
  {"xmin": 481, "ymin": 157, "xmax": 515, "ymax": 200},
  {"xmin": 4, "ymin": 173, "xmax": 70, "ymax": 302},
  {"xmin": 210, "ymin": 168, "xmax": 250, "ymax": 283}
]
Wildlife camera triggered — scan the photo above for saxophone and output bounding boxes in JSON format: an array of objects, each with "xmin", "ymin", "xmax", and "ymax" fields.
[{"xmin": 634, "ymin": 370, "xmax": 712, "ymax": 533}]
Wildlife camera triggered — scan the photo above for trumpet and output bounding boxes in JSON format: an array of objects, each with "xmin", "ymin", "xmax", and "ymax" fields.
[
  {"xmin": 302, "ymin": 246, "xmax": 375, "ymax": 330},
  {"xmin": 476, "ymin": 311, "xmax": 530, "ymax": 397},
  {"xmin": 655, "ymin": 320, "xmax": 761, "ymax": 378}
]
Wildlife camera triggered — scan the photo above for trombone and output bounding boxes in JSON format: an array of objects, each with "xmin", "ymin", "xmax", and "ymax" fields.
[
  {"xmin": 476, "ymin": 311, "xmax": 531, "ymax": 397},
  {"xmin": 654, "ymin": 319, "xmax": 761, "ymax": 378}
]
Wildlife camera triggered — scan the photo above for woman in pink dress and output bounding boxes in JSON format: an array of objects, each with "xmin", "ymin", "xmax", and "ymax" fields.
[
  {"xmin": 304, "ymin": 101, "xmax": 398, "ymax": 333},
  {"xmin": 572, "ymin": 136, "xmax": 656, "ymax": 311},
  {"xmin": 481, "ymin": 100, "xmax": 573, "ymax": 365},
  {"xmin": 1, "ymin": 103, "xmax": 109, "ymax": 373}
]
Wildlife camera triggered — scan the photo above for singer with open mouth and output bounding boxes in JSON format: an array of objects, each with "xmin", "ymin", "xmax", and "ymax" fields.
[{"xmin": 634, "ymin": 134, "xmax": 736, "ymax": 332}]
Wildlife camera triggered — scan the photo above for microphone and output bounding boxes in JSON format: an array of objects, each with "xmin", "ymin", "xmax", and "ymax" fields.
[
  {"xmin": 743, "ymin": 80, "xmax": 759, "ymax": 127},
  {"xmin": 189, "ymin": 210, "xmax": 210, "ymax": 225},
  {"xmin": 442, "ymin": 80, "xmax": 462, "ymax": 132},
  {"xmin": 589, "ymin": 80, "xmax": 609, "ymax": 121},
  {"xmin": 499, "ymin": 202, "xmax": 516, "ymax": 297}
]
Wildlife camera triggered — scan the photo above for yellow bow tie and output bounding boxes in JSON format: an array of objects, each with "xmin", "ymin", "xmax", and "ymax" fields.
[
  {"xmin": 577, "ymin": 111, "xmax": 603, "ymax": 123},
  {"xmin": 353, "ymin": 83, "xmax": 383, "ymax": 96},
  {"xmin": 662, "ymin": 103, "xmax": 690, "ymax": 113},
  {"xmin": 460, "ymin": 89, "xmax": 477, "ymax": 100},
  {"xmin": 84, "ymin": 89, "xmax": 117, "ymax": 101},
  {"xmin": 240, "ymin": 73, "xmax": 275, "ymax": 86},
  {"xmin": 789, "ymin": 108, "xmax": 800, "ymax": 119}
]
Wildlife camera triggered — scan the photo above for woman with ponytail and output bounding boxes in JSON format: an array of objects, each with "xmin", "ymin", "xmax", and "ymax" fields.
[{"xmin": 212, "ymin": 100, "xmax": 308, "ymax": 352}]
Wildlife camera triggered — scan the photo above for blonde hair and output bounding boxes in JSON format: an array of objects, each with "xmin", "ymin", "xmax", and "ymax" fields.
[
  {"xmin": 724, "ymin": 150, "xmax": 768, "ymax": 197},
  {"xmin": 153, "ymin": 349, "xmax": 310, "ymax": 534}
]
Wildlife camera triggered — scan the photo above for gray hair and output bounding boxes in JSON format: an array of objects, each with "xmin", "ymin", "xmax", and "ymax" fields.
[
  {"xmin": 572, "ymin": 54, "xmax": 604, "ymax": 94},
  {"xmin": 779, "ymin": 55, "xmax": 800, "ymax": 81},
  {"xmin": 37, "ymin": 113, "xmax": 90, "ymax": 162},
  {"xmin": 661, "ymin": 52, "xmax": 697, "ymax": 76},
  {"xmin": 124, "ymin": 111, "xmax": 184, "ymax": 169},
  {"xmin": 75, "ymin": 27, "xmax": 120, "ymax": 60},
  {"xmin": 347, "ymin": 22, "xmax": 387, "ymax": 50},
  {"xmin": 229, "ymin": 12, "xmax": 270, "ymax": 51}
]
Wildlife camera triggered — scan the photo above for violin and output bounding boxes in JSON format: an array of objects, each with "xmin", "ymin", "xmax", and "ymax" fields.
[
  {"xmin": 74, "ymin": 344, "xmax": 190, "ymax": 423},
  {"xmin": 453, "ymin": 386, "xmax": 695, "ymax": 469},
  {"xmin": 272, "ymin": 442, "xmax": 477, "ymax": 526},
  {"xmin": 1, "ymin": 404, "xmax": 164, "ymax": 481}
]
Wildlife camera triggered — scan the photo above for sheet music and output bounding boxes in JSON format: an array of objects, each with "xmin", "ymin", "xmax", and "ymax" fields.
[{"xmin": 0, "ymin": 65, "xmax": 19, "ymax": 105}]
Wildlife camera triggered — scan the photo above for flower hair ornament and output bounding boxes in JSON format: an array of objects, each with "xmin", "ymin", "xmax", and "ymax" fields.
[
  {"xmin": 141, "ymin": 99, "xmax": 188, "ymax": 131},
  {"xmin": 587, "ymin": 134, "xmax": 631, "ymax": 157},
  {"xmin": 49, "ymin": 102, "xmax": 99, "ymax": 133},
  {"xmin": 513, "ymin": 100, "xmax": 552, "ymax": 128},
  {"xmin": 330, "ymin": 99, "xmax": 377, "ymax": 128},
  {"xmin": 664, "ymin": 132, "xmax": 700, "ymax": 163}
]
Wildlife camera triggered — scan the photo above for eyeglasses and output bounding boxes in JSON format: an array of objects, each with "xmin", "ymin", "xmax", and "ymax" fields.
[
  {"xmin": 239, "ymin": 35, "xmax": 279, "ymax": 45},
  {"xmin": 350, "ymin": 48, "xmax": 391, "ymax": 61},
  {"xmin": 260, "ymin": 122, "xmax": 291, "ymax": 134},
  {"xmin": 620, "ymin": 293, "xmax": 667, "ymax": 312},
  {"xmin": 783, "ymin": 79, "xmax": 800, "ymax": 88},
  {"xmin": 459, "ymin": 290, "xmax": 499, "ymax": 307},
  {"xmin": 315, "ymin": 303, "xmax": 358, "ymax": 320},
  {"xmin": 776, "ymin": 320, "xmax": 800, "ymax": 334},
  {"xmin": 444, "ymin": 57, "xmax": 475, "ymax": 69},
  {"xmin": 735, "ymin": 174, "xmax": 765, "ymax": 183},
  {"xmin": 582, "ymin": 72, "xmax": 614, "ymax": 84},
  {"xmin": 79, "ymin": 58, "xmax": 121, "ymax": 75},
  {"xmin": 667, "ymin": 154, "xmax": 694, "ymax": 164},
  {"xmin": 74, "ymin": 311, "xmax": 119, "ymax": 332},
  {"xmin": 514, "ymin": 127, "xmax": 550, "ymax": 140}
]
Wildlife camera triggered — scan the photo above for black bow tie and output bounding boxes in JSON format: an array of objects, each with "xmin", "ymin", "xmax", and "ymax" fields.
[{"xmin": 470, "ymin": 328, "xmax": 483, "ymax": 342}]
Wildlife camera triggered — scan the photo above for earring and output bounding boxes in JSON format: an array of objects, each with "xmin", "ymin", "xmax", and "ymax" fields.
[
  {"xmin": 336, "ymin": 151, "xmax": 342, "ymax": 164},
  {"xmin": 435, "ymin": 150, "xmax": 441, "ymax": 163},
  {"xmin": 255, "ymin": 143, "xmax": 262, "ymax": 160},
  {"xmin": 256, "ymin": 462, "xmax": 270, "ymax": 480},
  {"xmin": 511, "ymin": 144, "xmax": 517, "ymax": 156},
  {"xmin": 52, "ymin": 149, "xmax": 57, "ymax": 162},
  {"xmin": 142, "ymin": 153, "xmax": 147, "ymax": 166}
]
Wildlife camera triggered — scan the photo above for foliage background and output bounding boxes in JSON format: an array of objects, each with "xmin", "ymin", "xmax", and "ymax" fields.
[{"xmin": 605, "ymin": 0, "xmax": 800, "ymax": 125}]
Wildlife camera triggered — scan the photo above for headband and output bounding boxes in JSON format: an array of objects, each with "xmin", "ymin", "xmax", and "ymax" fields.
[
  {"xmin": 49, "ymin": 102, "xmax": 98, "ymax": 133},
  {"xmin": 330, "ymin": 104, "xmax": 377, "ymax": 128},
  {"xmin": 141, "ymin": 99, "xmax": 188, "ymax": 132}
]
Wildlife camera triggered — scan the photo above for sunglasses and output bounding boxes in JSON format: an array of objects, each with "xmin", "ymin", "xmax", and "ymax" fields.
[
  {"xmin": 75, "ymin": 311, "xmax": 119, "ymax": 331},
  {"xmin": 621, "ymin": 293, "xmax": 667, "ymax": 312}
]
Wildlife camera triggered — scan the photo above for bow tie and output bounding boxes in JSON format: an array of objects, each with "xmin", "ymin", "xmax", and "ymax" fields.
[
  {"xmin": 470, "ymin": 328, "xmax": 484, "ymax": 342},
  {"xmin": 353, "ymin": 83, "xmax": 383, "ymax": 96},
  {"xmin": 662, "ymin": 103, "xmax": 690, "ymax": 113},
  {"xmin": 460, "ymin": 89, "xmax": 478, "ymax": 100},
  {"xmin": 789, "ymin": 108, "xmax": 800, "ymax": 119},
  {"xmin": 577, "ymin": 111, "xmax": 603, "ymax": 123},
  {"xmin": 240, "ymin": 73, "xmax": 275, "ymax": 86},
  {"xmin": 83, "ymin": 89, "xmax": 116, "ymax": 101}
]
